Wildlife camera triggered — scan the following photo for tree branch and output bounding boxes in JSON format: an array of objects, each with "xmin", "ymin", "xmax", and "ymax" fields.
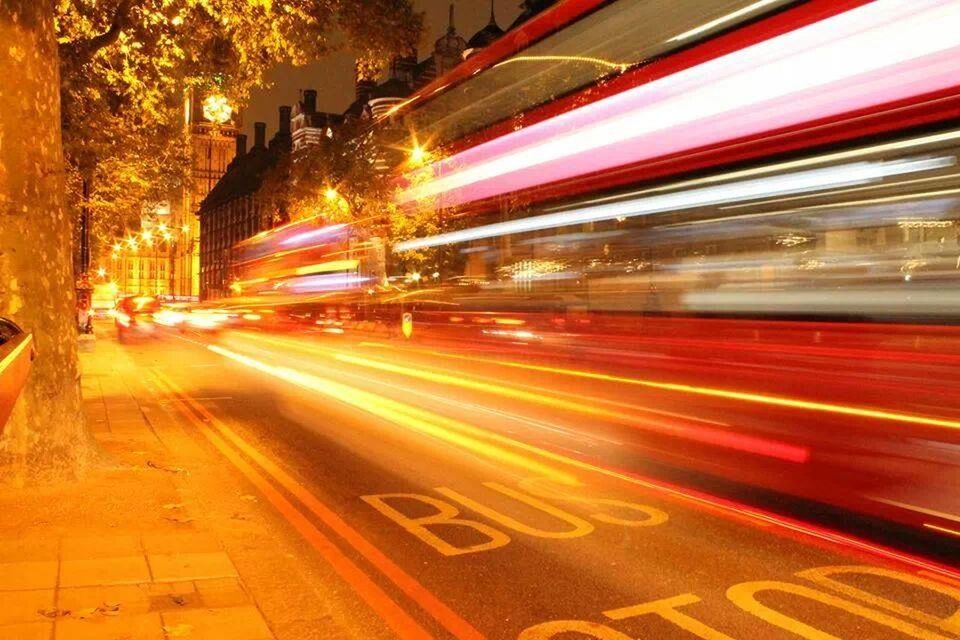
[{"xmin": 59, "ymin": 0, "xmax": 134, "ymax": 63}]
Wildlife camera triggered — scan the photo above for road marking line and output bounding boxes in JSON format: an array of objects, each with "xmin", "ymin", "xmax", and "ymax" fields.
[
  {"xmin": 150, "ymin": 368, "xmax": 487, "ymax": 640},
  {"xmin": 919, "ymin": 570, "xmax": 960, "ymax": 589},
  {"xmin": 147, "ymin": 373, "xmax": 436, "ymax": 640}
]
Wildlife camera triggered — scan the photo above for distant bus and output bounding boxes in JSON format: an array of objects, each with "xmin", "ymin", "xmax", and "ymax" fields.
[{"xmin": 229, "ymin": 217, "xmax": 386, "ymax": 297}]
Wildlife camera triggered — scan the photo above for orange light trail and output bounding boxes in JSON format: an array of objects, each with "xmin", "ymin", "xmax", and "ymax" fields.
[
  {"xmin": 231, "ymin": 331, "xmax": 806, "ymax": 462},
  {"xmin": 200, "ymin": 337, "xmax": 960, "ymax": 581},
  {"xmin": 207, "ymin": 345, "xmax": 576, "ymax": 485},
  {"xmin": 359, "ymin": 343, "xmax": 960, "ymax": 432},
  {"xmin": 923, "ymin": 523, "xmax": 960, "ymax": 538},
  {"xmin": 332, "ymin": 352, "xmax": 809, "ymax": 463}
]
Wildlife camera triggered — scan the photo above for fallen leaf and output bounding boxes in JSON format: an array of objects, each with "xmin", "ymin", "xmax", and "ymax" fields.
[
  {"xmin": 37, "ymin": 607, "xmax": 69, "ymax": 619},
  {"xmin": 239, "ymin": 494, "xmax": 257, "ymax": 502},
  {"xmin": 162, "ymin": 503, "xmax": 184, "ymax": 510},
  {"xmin": 170, "ymin": 594, "xmax": 187, "ymax": 607},
  {"xmin": 164, "ymin": 515, "xmax": 195, "ymax": 524},
  {"xmin": 100, "ymin": 602, "xmax": 122, "ymax": 616},
  {"xmin": 147, "ymin": 460, "xmax": 185, "ymax": 474},
  {"xmin": 164, "ymin": 623, "xmax": 194, "ymax": 637},
  {"xmin": 229, "ymin": 512, "xmax": 250, "ymax": 521},
  {"xmin": 74, "ymin": 607, "xmax": 98, "ymax": 619}
]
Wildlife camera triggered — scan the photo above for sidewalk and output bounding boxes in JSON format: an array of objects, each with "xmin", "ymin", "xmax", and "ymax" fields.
[{"xmin": 0, "ymin": 331, "xmax": 360, "ymax": 640}]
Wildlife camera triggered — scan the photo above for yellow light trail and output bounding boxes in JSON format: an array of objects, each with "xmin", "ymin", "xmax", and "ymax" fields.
[
  {"xmin": 204, "ymin": 337, "xmax": 960, "ymax": 579},
  {"xmin": 923, "ymin": 523, "xmax": 960, "ymax": 538},
  {"xmin": 207, "ymin": 345, "xmax": 576, "ymax": 485},
  {"xmin": 493, "ymin": 55, "xmax": 629, "ymax": 73},
  {"xmin": 232, "ymin": 332, "xmax": 805, "ymax": 461},
  {"xmin": 358, "ymin": 343, "xmax": 960, "ymax": 432},
  {"xmin": 331, "ymin": 352, "xmax": 808, "ymax": 461}
]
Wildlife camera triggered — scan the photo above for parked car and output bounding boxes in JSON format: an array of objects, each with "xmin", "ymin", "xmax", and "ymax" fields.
[{"xmin": 0, "ymin": 318, "xmax": 35, "ymax": 433}]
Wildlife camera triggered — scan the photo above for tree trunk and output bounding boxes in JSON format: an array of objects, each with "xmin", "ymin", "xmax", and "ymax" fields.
[{"xmin": 0, "ymin": 0, "xmax": 95, "ymax": 483}]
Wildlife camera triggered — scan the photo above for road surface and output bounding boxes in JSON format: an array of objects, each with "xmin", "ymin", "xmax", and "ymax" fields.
[{"xmin": 110, "ymin": 322, "xmax": 960, "ymax": 640}]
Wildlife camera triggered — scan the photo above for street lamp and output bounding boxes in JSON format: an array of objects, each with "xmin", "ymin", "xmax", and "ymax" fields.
[{"xmin": 202, "ymin": 93, "xmax": 233, "ymax": 125}]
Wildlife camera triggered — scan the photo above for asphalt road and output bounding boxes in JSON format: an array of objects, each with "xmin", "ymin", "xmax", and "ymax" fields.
[{"xmin": 114, "ymin": 323, "xmax": 960, "ymax": 640}]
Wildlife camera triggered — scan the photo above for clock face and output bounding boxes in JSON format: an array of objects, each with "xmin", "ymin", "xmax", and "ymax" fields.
[{"xmin": 202, "ymin": 94, "xmax": 233, "ymax": 124}]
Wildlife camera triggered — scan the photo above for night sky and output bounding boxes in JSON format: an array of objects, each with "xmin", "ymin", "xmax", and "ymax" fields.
[{"xmin": 243, "ymin": 0, "xmax": 522, "ymax": 141}]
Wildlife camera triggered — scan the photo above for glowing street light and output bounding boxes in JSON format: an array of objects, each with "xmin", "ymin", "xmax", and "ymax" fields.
[
  {"xmin": 324, "ymin": 188, "xmax": 339, "ymax": 201},
  {"xmin": 96, "ymin": 267, "xmax": 107, "ymax": 278},
  {"xmin": 113, "ymin": 242, "xmax": 122, "ymax": 252},
  {"xmin": 202, "ymin": 93, "xmax": 233, "ymax": 125},
  {"xmin": 181, "ymin": 224, "xmax": 190, "ymax": 233},
  {"xmin": 409, "ymin": 143, "xmax": 432, "ymax": 166},
  {"xmin": 141, "ymin": 230, "xmax": 153, "ymax": 243}
]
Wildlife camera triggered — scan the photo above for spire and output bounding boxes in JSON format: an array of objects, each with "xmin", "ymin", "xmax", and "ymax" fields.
[
  {"xmin": 448, "ymin": 3, "xmax": 455, "ymax": 33},
  {"xmin": 489, "ymin": 0, "xmax": 496, "ymax": 24}
]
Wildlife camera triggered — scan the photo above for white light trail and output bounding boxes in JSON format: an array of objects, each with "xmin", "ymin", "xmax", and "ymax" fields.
[
  {"xmin": 668, "ymin": 0, "xmax": 785, "ymax": 43},
  {"xmin": 394, "ymin": 156, "xmax": 952, "ymax": 251},
  {"xmin": 397, "ymin": 0, "xmax": 960, "ymax": 208}
]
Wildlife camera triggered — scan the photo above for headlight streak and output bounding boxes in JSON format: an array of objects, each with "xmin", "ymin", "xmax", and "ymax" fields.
[
  {"xmin": 717, "ymin": 172, "xmax": 960, "ymax": 211},
  {"xmin": 667, "ymin": 0, "xmax": 785, "ymax": 43},
  {"xmin": 394, "ymin": 157, "xmax": 952, "ymax": 251},
  {"xmin": 331, "ymin": 353, "xmax": 811, "ymax": 463},
  {"xmin": 357, "ymin": 343, "xmax": 960, "ymax": 433},
  {"xmin": 397, "ymin": 0, "xmax": 960, "ymax": 208},
  {"xmin": 236, "ymin": 332, "xmax": 734, "ymax": 429},
  {"xmin": 199, "ymin": 334, "xmax": 960, "ymax": 574},
  {"xmin": 207, "ymin": 344, "xmax": 577, "ymax": 485},
  {"xmin": 545, "ymin": 129, "xmax": 960, "ymax": 211}
]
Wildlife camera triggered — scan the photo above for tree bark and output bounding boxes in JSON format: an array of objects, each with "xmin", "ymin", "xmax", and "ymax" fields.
[{"xmin": 0, "ymin": 0, "xmax": 96, "ymax": 483}]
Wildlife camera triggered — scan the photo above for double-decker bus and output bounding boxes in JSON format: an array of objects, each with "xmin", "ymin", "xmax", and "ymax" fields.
[
  {"xmin": 229, "ymin": 216, "xmax": 386, "ymax": 297},
  {"xmin": 226, "ymin": 0, "xmax": 960, "ymax": 537},
  {"xmin": 377, "ymin": 0, "xmax": 960, "ymax": 536}
]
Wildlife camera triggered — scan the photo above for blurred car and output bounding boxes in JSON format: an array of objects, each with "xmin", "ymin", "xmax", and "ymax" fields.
[
  {"xmin": 0, "ymin": 318, "xmax": 34, "ymax": 433},
  {"xmin": 115, "ymin": 295, "xmax": 161, "ymax": 342},
  {"xmin": 90, "ymin": 283, "xmax": 119, "ymax": 320}
]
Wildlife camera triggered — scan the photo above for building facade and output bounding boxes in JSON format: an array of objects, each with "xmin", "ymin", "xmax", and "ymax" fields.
[
  {"xmin": 199, "ymin": 109, "xmax": 292, "ymax": 299},
  {"xmin": 195, "ymin": 2, "xmax": 545, "ymax": 299}
]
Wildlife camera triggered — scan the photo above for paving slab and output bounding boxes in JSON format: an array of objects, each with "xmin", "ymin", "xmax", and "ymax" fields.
[
  {"xmin": 141, "ymin": 532, "xmax": 221, "ymax": 556},
  {"xmin": 160, "ymin": 606, "xmax": 274, "ymax": 640},
  {"xmin": 60, "ymin": 556, "xmax": 151, "ymax": 588},
  {"xmin": 55, "ymin": 612, "xmax": 164, "ymax": 640},
  {"xmin": 58, "ymin": 584, "xmax": 152, "ymax": 615},
  {"xmin": 194, "ymin": 577, "xmax": 249, "ymax": 609},
  {"xmin": 0, "ymin": 621, "xmax": 53, "ymax": 640},
  {"xmin": 61, "ymin": 535, "xmax": 143, "ymax": 560},
  {"xmin": 148, "ymin": 551, "xmax": 238, "ymax": 582},
  {"xmin": 0, "ymin": 560, "xmax": 59, "ymax": 591},
  {"xmin": 0, "ymin": 589, "xmax": 55, "ymax": 625}
]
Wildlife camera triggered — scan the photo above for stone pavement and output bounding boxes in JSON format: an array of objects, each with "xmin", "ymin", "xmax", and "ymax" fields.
[{"xmin": 0, "ymin": 329, "xmax": 362, "ymax": 640}]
